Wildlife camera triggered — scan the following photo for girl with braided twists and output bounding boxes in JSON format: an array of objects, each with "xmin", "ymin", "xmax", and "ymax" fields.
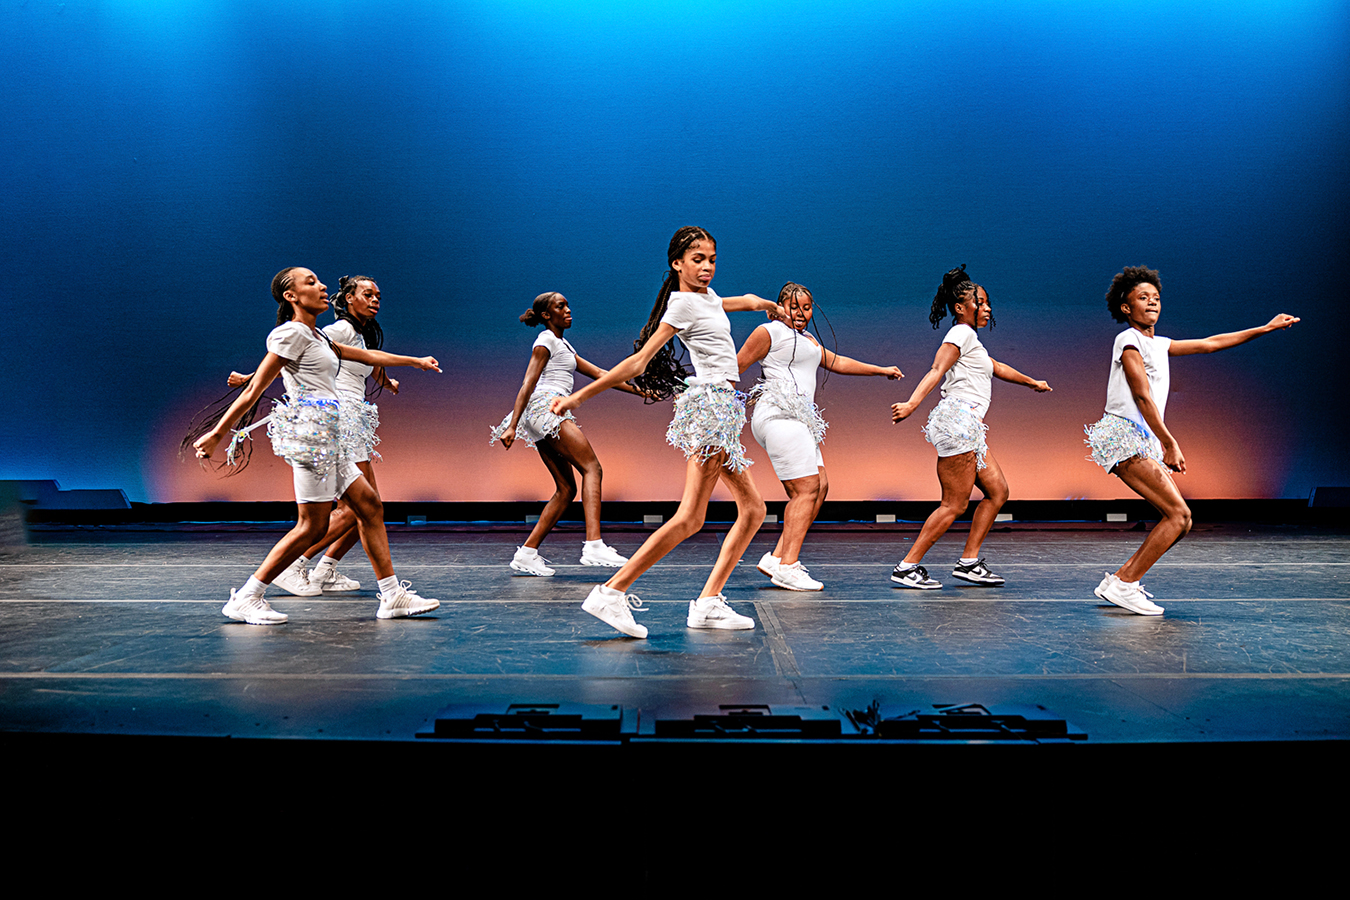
[
  {"xmin": 188, "ymin": 267, "xmax": 442, "ymax": 625},
  {"xmin": 491, "ymin": 291, "xmax": 645, "ymax": 575},
  {"xmin": 226, "ymin": 275, "xmax": 403, "ymax": 597},
  {"xmin": 890, "ymin": 265, "xmax": 1052, "ymax": 590},
  {"xmin": 1085, "ymin": 266, "xmax": 1298, "ymax": 615},
  {"xmin": 736, "ymin": 282, "xmax": 902, "ymax": 591},
  {"xmin": 549, "ymin": 226, "xmax": 789, "ymax": 638}
]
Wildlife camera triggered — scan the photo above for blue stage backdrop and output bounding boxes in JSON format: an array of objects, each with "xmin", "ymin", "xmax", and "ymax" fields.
[{"xmin": 4, "ymin": 1, "xmax": 1346, "ymax": 503}]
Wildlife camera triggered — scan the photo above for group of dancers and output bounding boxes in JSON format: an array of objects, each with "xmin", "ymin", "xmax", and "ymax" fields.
[{"xmin": 188, "ymin": 226, "xmax": 1298, "ymax": 633}]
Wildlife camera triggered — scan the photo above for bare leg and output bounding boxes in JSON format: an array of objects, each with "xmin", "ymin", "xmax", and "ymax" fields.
[
  {"xmin": 342, "ymin": 475, "xmax": 395, "ymax": 580},
  {"xmin": 252, "ymin": 502, "xmax": 332, "ymax": 583},
  {"xmin": 696, "ymin": 461, "xmax": 767, "ymax": 598},
  {"xmin": 903, "ymin": 451, "xmax": 977, "ymax": 564},
  {"xmin": 962, "ymin": 450, "xmax": 1009, "ymax": 559},
  {"xmin": 312, "ymin": 460, "xmax": 376, "ymax": 562},
  {"xmin": 603, "ymin": 452, "xmax": 725, "ymax": 593},
  {"xmin": 541, "ymin": 422, "xmax": 604, "ymax": 542},
  {"xmin": 772, "ymin": 470, "xmax": 823, "ymax": 566},
  {"xmin": 524, "ymin": 438, "xmax": 578, "ymax": 549},
  {"xmin": 1113, "ymin": 456, "xmax": 1192, "ymax": 582}
]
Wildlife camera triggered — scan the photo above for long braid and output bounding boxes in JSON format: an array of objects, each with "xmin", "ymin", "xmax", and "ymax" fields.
[{"xmin": 631, "ymin": 226, "xmax": 711, "ymax": 401}]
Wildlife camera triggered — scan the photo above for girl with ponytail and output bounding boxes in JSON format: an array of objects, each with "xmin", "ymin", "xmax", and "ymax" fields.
[
  {"xmin": 889, "ymin": 265, "xmax": 1051, "ymax": 590},
  {"xmin": 490, "ymin": 291, "xmax": 644, "ymax": 575},
  {"xmin": 549, "ymin": 227, "xmax": 788, "ymax": 638}
]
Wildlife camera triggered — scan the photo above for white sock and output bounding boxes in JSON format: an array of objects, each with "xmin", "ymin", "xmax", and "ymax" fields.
[
  {"xmin": 297, "ymin": 555, "xmax": 311, "ymax": 568},
  {"xmin": 896, "ymin": 562, "xmax": 918, "ymax": 572},
  {"xmin": 517, "ymin": 545, "xmax": 539, "ymax": 557},
  {"xmin": 583, "ymin": 539, "xmax": 605, "ymax": 549},
  {"xmin": 378, "ymin": 575, "xmax": 400, "ymax": 595},
  {"xmin": 959, "ymin": 557, "xmax": 979, "ymax": 565},
  {"xmin": 240, "ymin": 577, "xmax": 266, "ymax": 599}
]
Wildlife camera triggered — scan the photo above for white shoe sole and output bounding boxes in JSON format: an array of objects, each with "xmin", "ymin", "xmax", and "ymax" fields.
[
  {"xmin": 686, "ymin": 617, "xmax": 755, "ymax": 630},
  {"xmin": 1094, "ymin": 583, "xmax": 1163, "ymax": 616},
  {"xmin": 319, "ymin": 581, "xmax": 360, "ymax": 592},
  {"xmin": 951, "ymin": 572, "xmax": 1004, "ymax": 586},
  {"xmin": 891, "ymin": 575, "xmax": 941, "ymax": 590},
  {"xmin": 376, "ymin": 600, "xmax": 440, "ymax": 619},
  {"xmin": 580, "ymin": 557, "xmax": 626, "ymax": 567},
  {"xmin": 221, "ymin": 603, "xmax": 287, "ymax": 626},
  {"xmin": 510, "ymin": 561, "xmax": 554, "ymax": 576},
  {"xmin": 770, "ymin": 575, "xmax": 823, "ymax": 592},
  {"xmin": 582, "ymin": 594, "xmax": 648, "ymax": 638}
]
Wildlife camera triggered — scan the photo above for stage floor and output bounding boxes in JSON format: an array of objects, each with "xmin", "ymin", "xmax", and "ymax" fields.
[{"xmin": 2, "ymin": 523, "xmax": 1347, "ymax": 745}]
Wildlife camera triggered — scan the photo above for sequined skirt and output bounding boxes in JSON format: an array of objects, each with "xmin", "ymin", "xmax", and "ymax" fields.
[
  {"xmin": 338, "ymin": 394, "xmax": 381, "ymax": 463},
  {"xmin": 666, "ymin": 377, "xmax": 751, "ymax": 472},
  {"xmin": 489, "ymin": 390, "xmax": 577, "ymax": 449},
  {"xmin": 267, "ymin": 393, "xmax": 341, "ymax": 470},
  {"xmin": 923, "ymin": 396, "xmax": 988, "ymax": 470},
  {"xmin": 1084, "ymin": 413, "xmax": 1163, "ymax": 472},
  {"xmin": 747, "ymin": 378, "xmax": 827, "ymax": 445}
]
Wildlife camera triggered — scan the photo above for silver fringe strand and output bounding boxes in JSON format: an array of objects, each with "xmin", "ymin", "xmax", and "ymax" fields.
[
  {"xmin": 339, "ymin": 394, "xmax": 381, "ymax": 463},
  {"xmin": 748, "ymin": 378, "xmax": 828, "ymax": 445},
  {"xmin": 666, "ymin": 378, "xmax": 752, "ymax": 472},
  {"xmin": 923, "ymin": 396, "xmax": 988, "ymax": 470},
  {"xmin": 1084, "ymin": 413, "xmax": 1163, "ymax": 471},
  {"xmin": 489, "ymin": 390, "xmax": 576, "ymax": 448},
  {"xmin": 266, "ymin": 389, "xmax": 341, "ymax": 470}
]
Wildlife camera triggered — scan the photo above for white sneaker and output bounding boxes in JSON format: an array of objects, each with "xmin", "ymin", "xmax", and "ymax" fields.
[
  {"xmin": 272, "ymin": 561, "xmax": 321, "ymax": 597},
  {"xmin": 951, "ymin": 558, "xmax": 1005, "ymax": 586},
  {"xmin": 376, "ymin": 581, "xmax": 441, "ymax": 619},
  {"xmin": 580, "ymin": 541, "xmax": 629, "ymax": 567},
  {"xmin": 510, "ymin": 546, "xmax": 555, "ymax": 576},
  {"xmin": 582, "ymin": 584, "xmax": 648, "ymax": 638},
  {"xmin": 756, "ymin": 552, "xmax": 781, "ymax": 579},
  {"xmin": 313, "ymin": 566, "xmax": 360, "ymax": 592},
  {"xmin": 771, "ymin": 561, "xmax": 823, "ymax": 591},
  {"xmin": 891, "ymin": 564, "xmax": 941, "ymax": 590},
  {"xmin": 1094, "ymin": 572, "xmax": 1164, "ymax": 616},
  {"xmin": 687, "ymin": 594, "xmax": 755, "ymax": 630},
  {"xmin": 222, "ymin": 589, "xmax": 288, "ymax": 625}
]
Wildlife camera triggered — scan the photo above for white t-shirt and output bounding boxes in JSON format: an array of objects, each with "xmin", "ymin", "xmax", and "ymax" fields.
[
  {"xmin": 757, "ymin": 321, "xmax": 822, "ymax": 404},
  {"xmin": 1105, "ymin": 327, "xmax": 1172, "ymax": 432},
  {"xmin": 660, "ymin": 288, "xmax": 739, "ymax": 383},
  {"xmin": 531, "ymin": 330, "xmax": 577, "ymax": 396},
  {"xmin": 266, "ymin": 321, "xmax": 340, "ymax": 401},
  {"xmin": 939, "ymin": 323, "xmax": 993, "ymax": 417},
  {"xmin": 322, "ymin": 319, "xmax": 374, "ymax": 398}
]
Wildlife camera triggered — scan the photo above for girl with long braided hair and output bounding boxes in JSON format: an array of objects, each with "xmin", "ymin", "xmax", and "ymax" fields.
[
  {"xmin": 737, "ymin": 282, "xmax": 902, "ymax": 590},
  {"xmin": 889, "ymin": 265, "xmax": 1051, "ymax": 590},
  {"xmin": 189, "ymin": 267, "xmax": 442, "ymax": 625},
  {"xmin": 549, "ymin": 227, "xmax": 788, "ymax": 638}
]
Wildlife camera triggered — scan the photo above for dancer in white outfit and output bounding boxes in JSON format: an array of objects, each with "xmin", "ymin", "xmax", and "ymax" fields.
[
  {"xmin": 227, "ymin": 275, "xmax": 400, "ymax": 597},
  {"xmin": 1084, "ymin": 265, "xmax": 1298, "ymax": 615},
  {"xmin": 550, "ymin": 226, "xmax": 788, "ymax": 638},
  {"xmin": 491, "ymin": 291, "xmax": 643, "ymax": 575},
  {"xmin": 890, "ymin": 265, "xmax": 1051, "ymax": 590},
  {"xmin": 189, "ymin": 267, "xmax": 442, "ymax": 625},
  {"xmin": 736, "ymin": 282, "xmax": 902, "ymax": 590}
]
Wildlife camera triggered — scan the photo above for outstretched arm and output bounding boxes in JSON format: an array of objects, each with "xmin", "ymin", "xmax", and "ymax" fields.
[
  {"xmin": 821, "ymin": 348, "xmax": 902, "ymax": 380},
  {"xmin": 194, "ymin": 353, "xmax": 286, "ymax": 459},
  {"xmin": 550, "ymin": 322, "xmax": 679, "ymax": 414},
  {"xmin": 1169, "ymin": 313, "xmax": 1299, "ymax": 356},
  {"xmin": 334, "ymin": 343, "xmax": 441, "ymax": 373},
  {"xmin": 498, "ymin": 346, "xmax": 551, "ymax": 450},
  {"xmin": 992, "ymin": 359, "xmax": 1051, "ymax": 392},
  {"xmin": 576, "ymin": 355, "xmax": 646, "ymax": 396},
  {"xmin": 1121, "ymin": 347, "xmax": 1184, "ymax": 473},
  {"xmin": 373, "ymin": 367, "xmax": 399, "ymax": 395},
  {"xmin": 892, "ymin": 342, "xmax": 959, "ymax": 422}
]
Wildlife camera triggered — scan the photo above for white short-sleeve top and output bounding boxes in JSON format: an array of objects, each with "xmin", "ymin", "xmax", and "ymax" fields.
[
  {"xmin": 1104, "ymin": 328, "xmax": 1172, "ymax": 432},
  {"xmin": 660, "ymin": 288, "xmax": 739, "ymax": 383},
  {"xmin": 322, "ymin": 319, "xmax": 374, "ymax": 398},
  {"xmin": 266, "ymin": 322, "xmax": 340, "ymax": 401},
  {"xmin": 531, "ymin": 330, "xmax": 577, "ymax": 396},
  {"xmin": 757, "ymin": 321, "xmax": 822, "ymax": 404},
  {"xmin": 939, "ymin": 323, "xmax": 993, "ymax": 417}
]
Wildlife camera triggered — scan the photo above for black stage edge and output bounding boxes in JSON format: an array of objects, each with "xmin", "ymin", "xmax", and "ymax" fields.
[{"xmin": 21, "ymin": 497, "xmax": 1348, "ymax": 528}]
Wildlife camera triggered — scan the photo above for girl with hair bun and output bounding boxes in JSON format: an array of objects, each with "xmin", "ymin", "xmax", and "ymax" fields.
[
  {"xmin": 736, "ymin": 282, "xmax": 902, "ymax": 591},
  {"xmin": 188, "ymin": 267, "xmax": 442, "ymax": 625},
  {"xmin": 550, "ymin": 226, "xmax": 788, "ymax": 638},
  {"xmin": 491, "ymin": 291, "xmax": 643, "ymax": 574},
  {"xmin": 890, "ymin": 265, "xmax": 1051, "ymax": 590},
  {"xmin": 1084, "ymin": 266, "xmax": 1298, "ymax": 616}
]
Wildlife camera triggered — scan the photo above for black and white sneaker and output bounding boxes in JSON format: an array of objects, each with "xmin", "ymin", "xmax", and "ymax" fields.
[
  {"xmin": 951, "ymin": 558, "xmax": 1005, "ymax": 585},
  {"xmin": 891, "ymin": 564, "xmax": 941, "ymax": 590}
]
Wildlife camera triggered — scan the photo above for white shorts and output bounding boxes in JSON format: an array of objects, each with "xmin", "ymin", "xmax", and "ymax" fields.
[
  {"xmin": 752, "ymin": 402, "xmax": 824, "ymax": 481},
  {"xmin": 923, "ymin": 397, "xmax": 988, "ymax": 470},
  {"xmin": 293, "ymin": 459, "xmax": 362, "ymax": 504}
]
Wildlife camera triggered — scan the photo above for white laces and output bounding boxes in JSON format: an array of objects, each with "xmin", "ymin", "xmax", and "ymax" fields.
[{"xmin": 623, "ymin": 594, "xmax": 645, "ymax": 613}]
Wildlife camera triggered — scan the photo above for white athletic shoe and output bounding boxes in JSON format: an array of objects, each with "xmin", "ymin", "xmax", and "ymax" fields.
[
  {"xmin": 222, "ymin": 590, "xmax": 288, "ymax": 625},
  {"xmin": 756, "ymin": 552, "xmax": 781, "ymax": 579},
  {"xmin": 313, "ymin": 566, "xmax": 360, "ymax": 592},
  {"xmin": 1094, "ymin": 572, "xmax": 1163, "ymax": 616},
  {"xmin": 510, "ymin": 546, "xmax": 555, "ymax": 576},
  {"xmin": 687, "ymin": 594, "xmax": 755, "ymax": 630},
  {"xmin": 376, "ymin": 581, "xmax": 440, "ymax": 619},
  {"xmin": 580, "ymin": 541, "xmax": 629, "ymax": 568},
  {"xmin": 272, "ymin": 561, "xmax": 321, "ymax": 597},
  {"xmin": 582, "ymin": 584, "xmax": 648, "ymax": 638},
  {"xmin": 771, "ymin": 561, "xmax": 824, "ymax": 591},
  {"xmin": 891, "ymin": 564, "xmax": 941, "ymax": 590},
  {"xmin": 951, "ymin": 558, "xmax": 1005, "ymax": 586}
]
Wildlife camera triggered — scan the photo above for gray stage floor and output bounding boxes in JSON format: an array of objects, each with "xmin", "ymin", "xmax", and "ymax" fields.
[{"xmin": 1, "ymin": 524, "xmax": 1347, "ymax": 744}]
